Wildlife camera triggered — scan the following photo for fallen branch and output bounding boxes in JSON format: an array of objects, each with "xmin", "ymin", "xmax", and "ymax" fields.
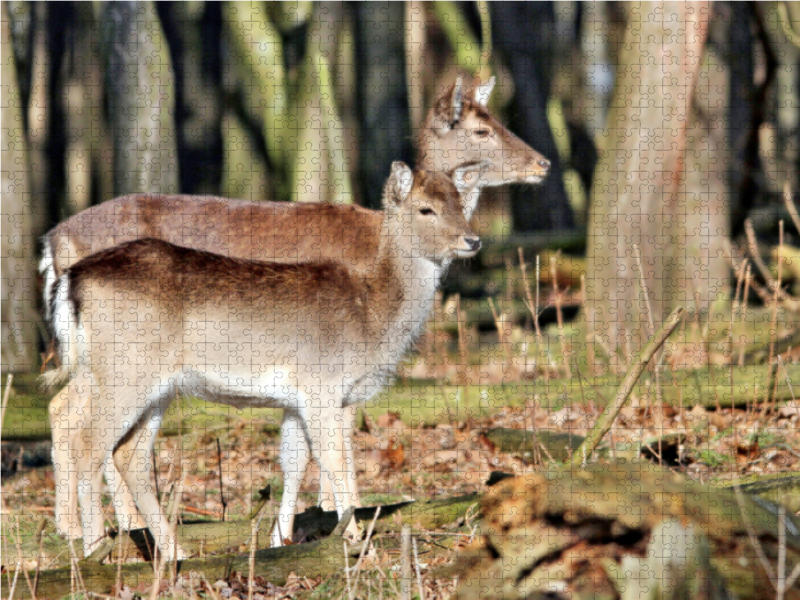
[{"xmin": 571, "ymin": 307, "xmax": 684, "ymax": 466}]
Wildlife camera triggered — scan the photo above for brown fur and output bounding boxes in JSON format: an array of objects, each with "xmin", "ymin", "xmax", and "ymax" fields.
[
  {"xmin": 44, "ymin": 78, "xmax": 547, "ymax": 541},
  {"xmin": 50, "ymin": 165, "xmax": 481, "ymax": 558}
]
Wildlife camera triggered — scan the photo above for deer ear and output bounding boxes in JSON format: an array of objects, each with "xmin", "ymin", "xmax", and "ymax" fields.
[
  {"xmin": 390, "ymin": 162, "xmax": 414, "ymax": 204},
  {"xmin": 434, "ymin": 77, "xmax": 464, "ymax": 135},
  {"xmin": 452, "ymin": 161, "xmax": 489, "ymax": 195},
  {"xmin": 473, "ymin": 76, "xmax": 495, "ymax": 107},
  {"xmin": 450, "ymin": 76, "xmax": 464, "ymax": 123}
]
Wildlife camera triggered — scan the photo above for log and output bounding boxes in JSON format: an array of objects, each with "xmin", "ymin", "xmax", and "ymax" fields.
[
  {"xmin": 447, "ymin": 462, "xmax": 800, "ymax": 600},
  {"xmin": 2, "ymin": 495, "xmax": 480, "ymax": 584},
  {"xmin": 3, "ymin": 536, "xmax": 364, "ymax": 600}
]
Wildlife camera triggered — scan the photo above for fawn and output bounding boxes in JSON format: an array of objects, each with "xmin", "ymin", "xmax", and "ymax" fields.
[
  {"xmin": 44, "ymin": 163, "xmax": 484, "ymax": 558},
  {"xmin": 45, "ymin": 77, "xmax": 550, "ymax": 540}
]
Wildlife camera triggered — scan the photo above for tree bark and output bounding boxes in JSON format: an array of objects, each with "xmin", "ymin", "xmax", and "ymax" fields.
[
  {"xmin": 586, "ymin": 2, "xmax": 712, "ymax": 358},
  {"xmin": 353, "ymin": 1, "xmax": 413, "ymax": 210},
  {"xmin": 103, "ymin": 1, "xmax": 178, "ymax": 196},
  {"xmin": 491, "ymin": 2, "xmax": 575, "ymax": 233},
  {"xmin": 1, "ymin": 9, "xmax": 39, "ymax": 372},
  {"xmin": 156, "ymin": 2, "xmax": 223, "ymax": 196}
]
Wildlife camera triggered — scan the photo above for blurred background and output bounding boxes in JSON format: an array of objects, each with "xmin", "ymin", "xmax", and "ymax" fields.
[{"xmin": 3, "ymin": 1, "xmax": 800, "ymax": 374}]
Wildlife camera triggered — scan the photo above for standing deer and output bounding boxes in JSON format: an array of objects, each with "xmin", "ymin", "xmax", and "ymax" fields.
[
  {"xmin": 45, "ymin": 163, "xmax": 484, "ymax": 558},
  {"xmin": 44, "ymin": 77, "xmax": 550, "ymax": 540}
]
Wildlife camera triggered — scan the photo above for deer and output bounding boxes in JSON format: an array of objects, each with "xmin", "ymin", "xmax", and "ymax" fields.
[
  {"xmin": 44, "ymin": 77, "xmax": 550, "ymax": 540},
  {"xmin": 44, "ymin": 163, "xmax": 485, "ymax": 559}
]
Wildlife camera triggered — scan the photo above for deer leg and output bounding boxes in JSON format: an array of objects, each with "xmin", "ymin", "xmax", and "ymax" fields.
[
  {"xmin": 271, "ymin": 409, "xmax": 311, "ymax": 547},
  {"xmin": 105, "ymin": 412, "xmax": 152, "ymax": 532},
  {"xmin": 71, "ymin": 379, "xmax": 112, "ymax": 556},
  {"xmin": 49, "ymin": 386, "xmax": 83, "ymax": 539},
  {"xmin": 302, "ymin": 402, "xmax": 360, "ymax": 540},
  {"xmin": 317, "ymin": 405, "xmax": 360, "ymax": 511},
  {"xmin": 113, "ymin": 405, "xmax": 186, "ymax": 560}
]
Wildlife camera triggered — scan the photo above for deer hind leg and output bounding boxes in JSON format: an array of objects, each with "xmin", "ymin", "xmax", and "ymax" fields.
[
  {"xmin": 317, "ymin": 405, "xmax": 360, "ymax": 512},
  {"xmin": 302, "ymin": 400, "xmax": 360, "ymax": 541},
  {"xmin": 105, "ymin": 412, "xmax": 153, "ymax": 532},
  {"xmin": 49, "ymin": 386, "xmax": 83, "ymax": 539},
  {"xmin": 70, "ymin": 376, "xmax": 114, "ymax": 556},
  {"xmin": 113, "ymin": 404, "xmax": 186, "ymax": 560},
  {"xmin": 271, "ymin": 409, "xmax": 311, "ymax": 547}
]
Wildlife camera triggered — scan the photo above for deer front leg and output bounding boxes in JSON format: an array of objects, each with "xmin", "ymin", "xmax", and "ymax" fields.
[
  {"xmin": 317, "ymin": 405, "xmax": 360, "ymax": 512},
  {"xmin": 303, "ymin": 402, "xmax": 360, "ymax": 541},
  {"xmin": 271, "ymin": 409, "xmax": 311, "ymax": 547}
]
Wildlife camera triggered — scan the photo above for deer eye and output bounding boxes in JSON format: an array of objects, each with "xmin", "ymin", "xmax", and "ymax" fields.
[
  {"xmin": 474, "ymin": 128, "xmax": 491, "ymax": 139},
  {"xmin": 419, "ymin": 208, "xmax": 436, "ymax": 216}
]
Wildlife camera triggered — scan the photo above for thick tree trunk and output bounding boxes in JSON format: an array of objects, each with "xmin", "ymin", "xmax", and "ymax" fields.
[
  {"xmin": 1, "ymin": 8, "xmax": 39, "ymax": 372},
  {"xmin": 103, "ymin": 1, "xmax": 177, "ymax": 196},
  {"xmin": 353, "ymin": 1, "xmax": 413, "ymax": 210},
  {"xmin": 156, "ymin": 2, "xmax": 223, "ymax": 196},
  {"xmin": 586, "ymin": 2, "xmax": 712, "ymax": 358},
  {"xmin": 491, "ymin": 2, "xmax": 575, "ymax": 233}
]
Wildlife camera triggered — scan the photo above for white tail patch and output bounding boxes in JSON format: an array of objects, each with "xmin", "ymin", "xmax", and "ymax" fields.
[
  {"xmin": 40, "ymin": 275, "xmax": 82, "ymax": 389},
  {"xmin": 39, "ymin": 241, "xmax": 56, "ymax": 323}
]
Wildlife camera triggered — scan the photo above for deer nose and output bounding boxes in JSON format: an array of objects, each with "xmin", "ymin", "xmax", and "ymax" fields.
[
  {"xmin": 538, "ymin": 158, "xmax": 551, "ymax": 170},
  {"xmin": 465, "ymin": 236, "xmax": 481, "ymax": 252}
]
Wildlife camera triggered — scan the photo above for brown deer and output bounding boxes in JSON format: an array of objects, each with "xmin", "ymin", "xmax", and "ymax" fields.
[
  {"xmin": 44, "ymin": 163, "xmax": 484, "ymax": 558},
  {"xmin": 45, "ymin": 77, "xmax": 550, "ymax": 540}
]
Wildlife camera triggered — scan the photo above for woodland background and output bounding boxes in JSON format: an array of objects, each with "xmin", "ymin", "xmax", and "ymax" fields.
[
  {"xmin": 3, "ymin": 1, "xmax": 800, "ymax": 371},
  {"xmin": 3, "ymin": 4, "xmax": 800, "ymax": 599}
]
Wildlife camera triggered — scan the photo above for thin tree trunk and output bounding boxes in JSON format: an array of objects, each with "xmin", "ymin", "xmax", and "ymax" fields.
[{"xmin": 587, "ymin": 2, "xmax": 712, "ymax": 357}]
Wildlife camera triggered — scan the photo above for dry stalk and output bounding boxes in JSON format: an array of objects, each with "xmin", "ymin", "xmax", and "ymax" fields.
[
  {"xmin": 1, "ymin": 373, "xmax": 13, "ymax": 433},
  {"xmin": 487, "ymin": 297, "xmax": 512, "ymax": 373},
  {"xmin": 248, "ymin": 515, "xmax": 258, "ymax": 600},
  {"xmin": 764, "ymin": 220, "xmax": 785, "ymax": 422},
  {"xmin": 32, "ymin": 519, "xmax": 46, "ymax": 599},
  {"xmin": 16, "ymin": 516, "xmax": 36, "ymax": 600},
  {"xmin": 580, "ymin": 274, "xmax": 596, "ymax": 376},
  {"xmin": 739, "ymin": 264, "xmax": 753, "ymax": 367},
  {"xmin": 733, "ymin": 486, "xmax": 777, "ymax": 591},
  {"xmin": 550, "ymin": 255, "xmax": 571, "ymax": 379},
  {"xmin": 344, "ymin": 541, "xmax": 354, "ymax": 600},
  {"xmin": 352, "ymin": 506, "xmax": 382, "ymax": 596},
  {"xmin": 745, "ymin": 219, "xmax": 791, "ymax": 302},
  {"xmin": 518, "ymin": 249, "xmax": 546, "ymax": 383},
  {"xmin": 412, "ymin": 536, "xmax": 426, "ymax": 600},
  {"xmin": 400, "ymin": 525, "xmax": 412, "ymax": 600},
  {"xmin": 783, "ymin": 181, "xmax": 800, "ymax": 235}
]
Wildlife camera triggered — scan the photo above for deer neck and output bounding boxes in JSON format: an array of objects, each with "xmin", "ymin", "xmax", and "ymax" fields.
[{"xmin": 368, "ymin": 214, "xmax": 440, "ymax": 334}]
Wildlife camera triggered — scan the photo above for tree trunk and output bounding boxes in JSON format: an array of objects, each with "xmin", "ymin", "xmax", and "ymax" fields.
[
  {"xmin": 353, "ymin": 1, "xmax": 413, "ymax": 210},
  {"xmin": 491, "ymin": 2, "xmax": 575, "ymax": 233},
  {"xmin": 103, "ymin": 1, "xmax": 177, "ymax": 196},
  {"xmin": 156, "ymin": 2, "xmax": 224, "ymax": 196},
  {"xmin": 1, "ymin": 8, "xmax": 39, "ymax": 372},
  {"xmin": 586, "ymin": 2, "xmax": 712, "ymax": 358}
]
